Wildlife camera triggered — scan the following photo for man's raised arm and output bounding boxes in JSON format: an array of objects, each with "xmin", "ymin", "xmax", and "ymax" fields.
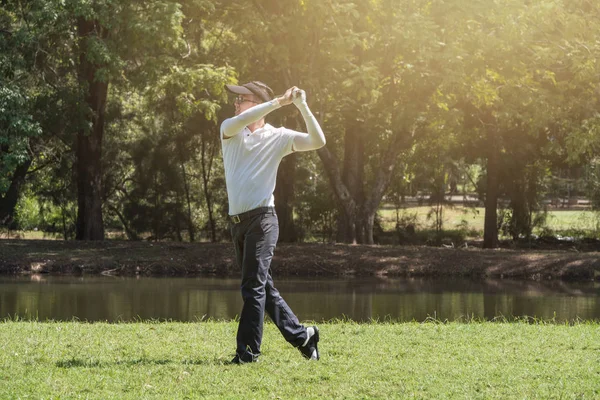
[
  {"xmin": 290, "ymin": 90, "xmax": 326, "ymax": 151},
  {"xmin": 220, "ymin": 99, "xmax": 281, "ymax": 139}
]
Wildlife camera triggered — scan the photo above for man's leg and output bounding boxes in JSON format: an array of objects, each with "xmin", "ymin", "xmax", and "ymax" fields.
[
  {"xmin": 264, "ymin": 265, "xmax": 320, "ymax": 360},
  {"xmin": 265, "ymin": 269, "xmax": 307, "ymax": 347},
  {"xmin": 262, "ymin": 213, "xmax": 319, "ymax": 360},
  {"xmin": 230, "ymin": 220, "xmax": 254, "ymax": 363},
  {"xmin": 235, "ymin": 213, "xmax": 278, "ymax": 360}
]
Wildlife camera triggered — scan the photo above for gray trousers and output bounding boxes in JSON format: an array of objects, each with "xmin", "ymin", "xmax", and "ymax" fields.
[{"xmin": 230, "ymin": 207, "xmax": 307, "ymax": 359}]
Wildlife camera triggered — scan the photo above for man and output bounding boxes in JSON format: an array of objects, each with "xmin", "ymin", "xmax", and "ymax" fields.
[{"xmin": 220, "ymin": 81, "xmax": 326, "ymax": 364}]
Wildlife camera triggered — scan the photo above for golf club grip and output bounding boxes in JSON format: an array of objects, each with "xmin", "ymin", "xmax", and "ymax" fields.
[{"xmin": 274, "ymin": 89, "xmax": 304, "ymax": 99}]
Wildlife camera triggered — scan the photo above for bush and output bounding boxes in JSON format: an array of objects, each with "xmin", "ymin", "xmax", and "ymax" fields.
[{"xmin": 14, "ymin": 196, "xmax": 42, "ymax": 231}]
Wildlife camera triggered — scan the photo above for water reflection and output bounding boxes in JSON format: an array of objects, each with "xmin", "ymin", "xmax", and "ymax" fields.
[{"xmin": 1, "ymin": 275, "xmax": 599, "ymax": 322}]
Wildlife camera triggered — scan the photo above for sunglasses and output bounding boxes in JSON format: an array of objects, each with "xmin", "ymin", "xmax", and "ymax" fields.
[{"xmin": 234, "ymin": 96, "xmax": 260, "ymax": 105}]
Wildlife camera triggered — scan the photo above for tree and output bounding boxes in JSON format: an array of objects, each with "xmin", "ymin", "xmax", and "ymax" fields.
[
  {"xmin": 70, "ymin": 1, "xmax": 190, "ymax": 239},
  {"xmin": 314, "ymin": 0, "xmax": 454, "ymax": 244},
  {"xmin": 438, "ymin": 0, "xmax": 597, "ymax": 247},
  {"xmin": 0, "ymin": 2, "xmax": 63, "ymax": 226},
  {"xmin": 110, "ymin": 65, "xmax": 234, "ymax": 241},
  {"xmin": 99, "ymin": 0, "xmax": 235, "ymax": 242}
]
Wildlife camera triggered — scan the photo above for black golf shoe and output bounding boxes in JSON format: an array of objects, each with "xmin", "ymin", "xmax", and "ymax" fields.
[
  {"xmin": 230, "ymin": 351, "xmax": 259, "ymax": 364},
  {"xmin": 299, "ymin": 326, "xmax": 320, "ymax": 360}
]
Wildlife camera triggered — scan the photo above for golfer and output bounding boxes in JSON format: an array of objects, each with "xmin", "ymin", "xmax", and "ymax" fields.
[{"xmin": 220, "ymin": 81, "xmax": 326, "ymax": 364}]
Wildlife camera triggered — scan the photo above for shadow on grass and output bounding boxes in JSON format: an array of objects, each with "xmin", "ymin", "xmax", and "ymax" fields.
[
  {"xmin": 56, "ymin": 357, "xmax": 229, "ymax": 368},
  {"xmin": 56, "ymin": 359, "xmax": 105, "ymax": 368}
]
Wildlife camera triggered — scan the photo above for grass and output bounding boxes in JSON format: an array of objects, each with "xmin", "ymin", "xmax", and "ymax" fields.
[
  {"xmin": 0, "ymin": 230, "xmax": 60, "ymax": 240},
  {"xmin": 2, "ymin": 207, "xmax": 598, "ymax": 242},
  {"xmin": 1, "ymin": 320, "xmax": 599, "ymax": 399},
  {"xmin": 543, "ymin": 210, "xmax": 600, "ymax": 233},
  {"xmin": 379, "ymin": 206, "xmax": 485, "ymax": 232},
  {"xmin": 378, "ymin": 206, "xmax": 600, "ymax": 236}
]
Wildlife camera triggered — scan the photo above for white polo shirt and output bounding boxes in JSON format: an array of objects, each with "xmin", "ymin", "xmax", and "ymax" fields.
[{"xmin": 221, "ymin": 123, "xmax": 299, "ymax": 215}]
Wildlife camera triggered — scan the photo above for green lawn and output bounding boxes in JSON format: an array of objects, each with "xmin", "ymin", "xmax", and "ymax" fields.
[
  {"xmin": 2, "ymin": 208, "xmax": 597, "ymax": 242},
  {"xmin": 543, "ymin": 210, "xmax": 600, "ymax": 232},
  {"xmin": 1, "ymin": 320, "xmax": 599, "ymax": 399},
  {"xmin": 0, "ymin": 230, "xmax": 58, "ymax": 240},
  {"xmin": 379, "ymin": 206, "xmax": 600, "ymax": 235}
]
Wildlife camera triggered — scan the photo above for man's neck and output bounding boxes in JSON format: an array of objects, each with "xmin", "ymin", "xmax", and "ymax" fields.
[{"xmin": 247, "ymin": 120, "xmax": 265, "ymax": 133}]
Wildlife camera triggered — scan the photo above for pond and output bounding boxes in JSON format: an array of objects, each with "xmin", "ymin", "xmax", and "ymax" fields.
[{"xmin": 1, "ymin": 275, "xmax": 599, "ymax": 322}]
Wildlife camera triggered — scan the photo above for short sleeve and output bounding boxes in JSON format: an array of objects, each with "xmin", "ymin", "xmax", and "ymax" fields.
[{"xmin": 278, "ymin": 127, "xmax": 305, "ymax": 157}]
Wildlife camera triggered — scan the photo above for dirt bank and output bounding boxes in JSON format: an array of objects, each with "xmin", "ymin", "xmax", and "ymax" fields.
[{"xmin": 1, "ymin": 239, "xmax": 599, "ymax": 281}]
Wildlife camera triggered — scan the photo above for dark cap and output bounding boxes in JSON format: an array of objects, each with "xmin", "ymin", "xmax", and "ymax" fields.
[{"xmin": 225, "ymin": 81, "xmax": 274, "ymax": 102}]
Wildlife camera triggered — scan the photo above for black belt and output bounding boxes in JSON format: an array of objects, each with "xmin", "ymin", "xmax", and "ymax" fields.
[{"xmin": 230, "ymin": 206, "xmax": 275, "ymax": 224}]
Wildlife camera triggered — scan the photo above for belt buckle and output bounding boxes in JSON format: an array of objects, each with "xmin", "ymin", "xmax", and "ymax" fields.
[{"xmin": 232, "ymin": 215, "xmax": 241, "ymax": 224}]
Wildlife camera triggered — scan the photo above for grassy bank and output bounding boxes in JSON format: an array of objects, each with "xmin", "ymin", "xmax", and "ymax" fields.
[
  {"xmin": 1, "ymin": 239, "xmax": 600, "ymax": 280},
  {"xmin": 5, "ymin": 207, "xmax": 598, "ymax": 240},
  {"xmin": 1, "ymin": 320, "xmax": 599, "ymax": 399},
  {"xmin": 379, "ymin": 206, "xmax": 600, "ymax": 235}
]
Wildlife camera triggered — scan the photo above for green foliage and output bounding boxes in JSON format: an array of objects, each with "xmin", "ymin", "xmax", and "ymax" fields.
[
  {"xmin": 2, "ymin": 0, "xmax": 600, "ymax": 242},
  {"xmin": 0, "ymin": 86, "xmax": 41, "ymax": 192},
  {"xmin": 295, "ymin": 161, "xmax": 337, "ymax": 242},
  {"xmin": 13, "ymin": 195, "xmax": 42, "ymax": 230},
  {"xmin": 587, "ymin": 160, "xmax": 600, "ymax": 210},
  {"xmin": 102, "ymin": 41, "xmax": 234, "ymax": 240},
  {"xmin": 13, "ymin": 193, "xmax": 75, "ymax": 237}
]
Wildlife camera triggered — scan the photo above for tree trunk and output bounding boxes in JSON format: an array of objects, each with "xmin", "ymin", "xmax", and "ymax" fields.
[
  {"xmin": 330, "ymin": 120, "xmax": 364, "ymax": 244},
  {"xmin": 365, "ymin": 133, "xmax": 403, "ymax": 244},
  {"xmin": 275, "ymin": 153, "xmax": 297, "ymax": 242},
  {"xmin": 200, "ymin": 131, "xmax": 217, "ymax": 242},
  {"xmin": 107, "ymin": 204, "xmax": 139, "ymax": 240},
  {"xmin": 202, "ymin": 179, "xmax": 216, "ymax": 242},
  {"xmin": 483, "ymin": 148, "xmax": 499, "ymax": 248},
  {"xmin": 319, "ymin": 146, "xmax": 357, "ymax": 243},
  {"xmin": 319, "ymin": 127, "xmax": 406, "ymax": 244},
  {"xmin": 175, "ymin": 192, "xmax": 183, "ymax": 242},
  {"xmin": 355, "ymin": 210, "xmax": 367, "ymax": 244},
  {"xmin": 75, "ymin": 18, "xmax": 108, "ymax": 240},
  {"xmin": 61, "ymin": 206, "xmax": 68, "ymax": 240},
  {"xmin": 153, "ymin": 174, "xmax": 160, "ymax": 240},
  {"xmin": 364, "ymin": 211, "xmax": 375, "ymax": 245},
  {"xmin": 509, "ymin": 181, "xmax": 526, "ymax": 241},
  {"xmin": 335, "ymin": 210, "xmax": 357, "ymax": 244},
  {"xmin": 343, "ymin": 121, "xmax": 364, "ymax": 243},
  {"xmin": 0, "ymin": 158, "xmax": 32, "ymax": 226},
  {"xmin": 181, "ymin": 163, "xmax": 195, "ymax": 242}
]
